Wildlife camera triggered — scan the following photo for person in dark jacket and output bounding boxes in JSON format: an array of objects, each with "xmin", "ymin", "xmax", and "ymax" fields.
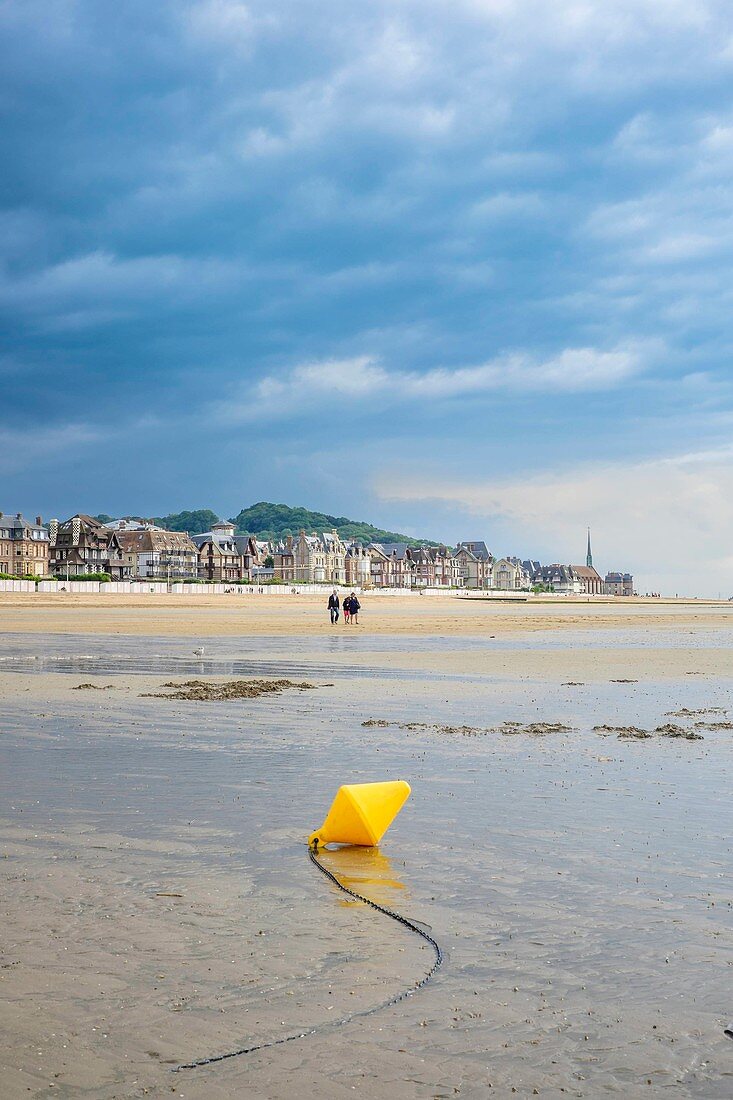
[
  {"xmin": 348, "ymin": 592, "xmax": 361, "ymax": 624},
  {"xmin": 327, "ymin": 589, "xmax": 340, "ymax": 624}
]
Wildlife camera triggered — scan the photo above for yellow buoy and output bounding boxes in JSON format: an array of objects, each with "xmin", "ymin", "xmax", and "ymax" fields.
[{"xmin": 309, "ymin": 780, "xmax": 411, "ymax": 849}]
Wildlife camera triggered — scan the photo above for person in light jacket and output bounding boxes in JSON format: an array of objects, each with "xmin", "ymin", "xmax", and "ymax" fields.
[{"xmin": 327, "ymin": 589, "xmax": 340, "ymax": 624}]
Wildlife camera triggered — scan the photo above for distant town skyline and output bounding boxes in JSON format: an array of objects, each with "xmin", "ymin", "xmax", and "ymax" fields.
[
  {"xmin": 2, "ymin": 508, "xmax": 633, "ymax": 595},
  {"xmin": 1, "ymin": 502, "xmax": 638, "ymax": 598},
  {"xmin": 3, "ymin": 2, "xmax": 733, "ymax": 597},
  {"xmin": 4, "ymin": 500, "xmax": 612, "ymax": 564}
]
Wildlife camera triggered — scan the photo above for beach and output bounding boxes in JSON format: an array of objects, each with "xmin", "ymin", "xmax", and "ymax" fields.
[
  {"xmin": 0, "ymin": 590, "xmax": 728, "ymax": 639},
  {"xmin": 1, "ymin": 593, "xmax": 733, "ymax": 1098}
]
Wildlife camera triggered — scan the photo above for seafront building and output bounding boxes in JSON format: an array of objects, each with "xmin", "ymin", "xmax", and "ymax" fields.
[
  {"xmin": 569, "ymin": 565, "xmax": 604, "ymax": 595},
  {"xmin": 604, "ymin": 571, "xmax": 634, "ymax": 596},
  {"xmin": 193, "ymin": 522, "xmax": 256, "ymax": 582},
  {"xmin": 532, "ymin": 564, "xmax": 581, "ymax": 594},
  {"xmin": 49, "ymin": 514, "xmax": 128, "ymax": 578},
  {"xmin": 115, "ymin": 526, "xmax": 199, "ymax": 580},
  {"xmin": 0, "ymin": 513, "xmax": 49, "ymax": 577},
  {"xmin": 454, "ymin": 541, "xmax": 493, "ymax": 588},
  {"xmin": 273, "ymin": 529, "xmax": 347, "ymax": 585},
  {"xmin": 345, "ymin": 543, "xmax": 372, "ymax": 587},
  {"xmin": 490, "ymin": 557, "xmax": 530, "ymax": 590},
  {"xmin": 367, "ymin": 543, "xmax": 414, "ymax": 588}
]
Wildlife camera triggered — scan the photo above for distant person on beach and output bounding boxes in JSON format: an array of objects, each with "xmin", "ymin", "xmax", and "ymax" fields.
[
  {"xmin": 348, "ymin": 592, "xmax": 361, "ymax": 624},
  {"xmin": 328, "ymin": 589, "xmax": 340, "ymax": 624},
  {"xmin": 343, "ymin": 597, "xmax": 351, "ymax": 624}
]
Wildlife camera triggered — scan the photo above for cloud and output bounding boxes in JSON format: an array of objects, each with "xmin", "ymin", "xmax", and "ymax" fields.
[
  {"xmin": 185, "ymin": 0, "xmax": 256, "ymax": 48},
  {"xmin": 375, "ymin": 444, "xmax": 733, "ymax": 596},
  {"xmin": 585, "ymin": 190, "xmax": 733, "ymax": 267},
  {"xmin": 586, "ymin": 104, "xmax": 733, "ymax": 273},
  {"xmin": 0, "ymin": 422, "xmax": 104, "ymax": 477},
  {"xmin": 217, "ymin": 342, "xmax": 651, "ymax": 422},
  {"xmin": 0, "ymin": 250, "xmax": 246, "ymax": 331},
  {"xmin": 471, "ymin": 191, "xmax": 546, "ymax": 222}
]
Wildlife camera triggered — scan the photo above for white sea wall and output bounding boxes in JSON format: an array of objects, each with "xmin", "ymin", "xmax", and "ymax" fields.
[{"xmin": 0, "ymin": 579, "xmax": 35, "ymax": 593}]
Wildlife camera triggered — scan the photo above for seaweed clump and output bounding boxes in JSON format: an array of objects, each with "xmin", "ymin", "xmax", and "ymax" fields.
[
  {"xmin": 666, "ymin": 707, "xmax": 726, "ymax": 717},
  {"xmin": 499, "ymin": 721, "xmax": 573, "ymax": 736},
  {"xmin": 594, "ymin": 723, "xmax": 703, "ymax": 741},
  {"xmin": 142, "ymin": 679, "xmax": 316, "ymax": 701},
  {"xmin": 361, "ymin": 718, "xmax": 574, "ymax": 737}
]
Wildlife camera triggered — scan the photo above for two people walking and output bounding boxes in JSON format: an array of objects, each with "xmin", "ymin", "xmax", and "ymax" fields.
[
  {"xmin": 327, "ymin": 589, "xmax": 361, "ymax": 625},
  {"xmin": 343, "ymin": 592, "xmax": 360, "ymax": 624}
]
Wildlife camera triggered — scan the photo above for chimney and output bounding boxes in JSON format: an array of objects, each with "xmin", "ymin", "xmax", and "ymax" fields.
[
  {"xmin": 36, "ymin": 515, "xmax": 42, "ymax": 526},
  {"xmin": 49, "ymin": 519, "xmax": 59, "ymax": 545}
]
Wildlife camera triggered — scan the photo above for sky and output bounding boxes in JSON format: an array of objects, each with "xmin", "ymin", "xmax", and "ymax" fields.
[{"xmin": 3, "ymin": 0, "xmax": 733, "ymax": 595}]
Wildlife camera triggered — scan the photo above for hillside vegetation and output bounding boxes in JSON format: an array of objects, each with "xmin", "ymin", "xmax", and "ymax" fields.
[
  {"xmin": 229, "ymin": 502, "xmax": 436, "ymax": 546},
  {"xmin": 96, "ymin": 503, "xmax": 437, "ymax": 546}
]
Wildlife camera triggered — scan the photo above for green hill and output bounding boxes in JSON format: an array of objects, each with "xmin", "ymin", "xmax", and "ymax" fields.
[
  {"xmin": 229, "ymin": 502, "xmax": 437, "ymax": 547},
  {"xmin": 95, "ymin": 503, "xmax": 438, "ymax": 546}
]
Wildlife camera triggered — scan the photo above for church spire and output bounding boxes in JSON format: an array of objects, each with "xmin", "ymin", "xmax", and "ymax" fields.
[{"xmin": 586, "ymin": 527, "xmax": 593, "ymax": 568}]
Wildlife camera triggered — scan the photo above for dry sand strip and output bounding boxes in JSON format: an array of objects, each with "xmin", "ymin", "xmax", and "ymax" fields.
[{"xmin": 0, "ymin": 591, "xmax": 732, "ymax": 637}]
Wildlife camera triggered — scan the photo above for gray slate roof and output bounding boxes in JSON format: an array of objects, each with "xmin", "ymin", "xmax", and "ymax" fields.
[
  {"xmin": 457, "ymin": 540, "xmax": 492, "ymax": 561},
  {"xmin": 0, "ymin": 512, "xmax": 48, "ymax": 539},
  {"xmin": 370, "ymin": 542, "xmax": 409, "ymax": 559}
]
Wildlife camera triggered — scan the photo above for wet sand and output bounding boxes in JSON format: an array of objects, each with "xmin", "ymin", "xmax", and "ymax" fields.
[{"xmin": 2, "ymin": 601, "xmax": 733, "ymax": 1098}]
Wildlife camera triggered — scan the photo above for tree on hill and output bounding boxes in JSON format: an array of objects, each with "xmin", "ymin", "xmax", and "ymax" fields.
[
  {"xmin": 154, "ymin": 509, "xmax": 221, "ymax": 534},
  {"xmin": 229, "ymin": 502, "xmax": 437, "ymax": 547}
]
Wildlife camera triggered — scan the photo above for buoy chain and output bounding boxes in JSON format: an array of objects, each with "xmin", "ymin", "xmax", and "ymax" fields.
[
  {"xmin": 173, "ymin": 848, "xmax": 442, "ymax": 1071},
  {"xmin": 309, "ymin": 847, "xmax": 444, "ymax": 989}
]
